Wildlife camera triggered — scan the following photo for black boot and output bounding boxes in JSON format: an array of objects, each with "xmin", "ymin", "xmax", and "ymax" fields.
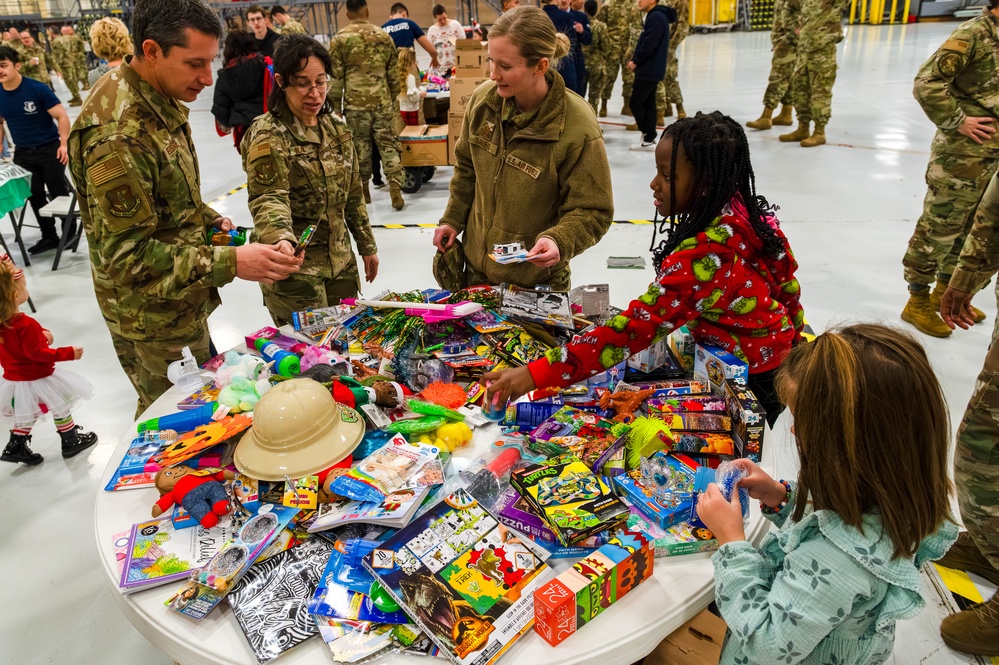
[
  {"xmin": 60, "ymin": 426, "xmax": 98, "ymax": 459},
  {"xmin": 1, "ymin": 432, "xmax": 43, "ymax": 465},
  {"xmin": 28, "ymin": 234, "xmax": 60, "ymax": 255}
]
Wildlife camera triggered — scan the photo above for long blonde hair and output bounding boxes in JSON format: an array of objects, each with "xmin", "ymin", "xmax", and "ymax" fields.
[
  {"xmin": 397, "ymin": 47, "xmax": 418, "ymax": 94},
  {"xmin": 0, "ymin": 267, "xmax": 22, "ymax": 337},
  {"xmin": 490, "ymin": 5, "xmax": 570, "ymax": 68}
]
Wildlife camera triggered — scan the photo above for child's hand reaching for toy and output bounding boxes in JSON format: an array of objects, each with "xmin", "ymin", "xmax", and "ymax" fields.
[
  {"xmin": 696, "ymin": 484, "xmax": 746, "ymax": 545},
  {"xmin": 526, "ymin": 237, "xmax": 560, "ymax": 268},
  {"xmin": 731, "ymin": 459, "xmax": 786, "ymax": 509},
  {"xmin": 73, "ymin": 347, "xmax": 83, "ymax": 360},
  {"xmin": 480, "ymin": 366, "xmax": 536, "ymax": 405}
]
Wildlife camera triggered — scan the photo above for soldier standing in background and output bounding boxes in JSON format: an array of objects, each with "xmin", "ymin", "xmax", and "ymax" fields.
[
  {"xmin": 68, "ymin": 0, "xmax": 301, "ymax": 416},
  {"xmin": 17, "ymin": 31, "xmax": 57, "ymax": 90},
  {"xmin": 328, "ymin": 0, "xmax": 406, "ymax": 210},
  {"xmin": 937, "ymin": 178, "xmax": 999, "ymax": 657},
  {"xmin": 583, "ymin": 0, "xmax": 609, "ymax": 115},
  {"xmin": 900, "ymin": 3, "xmax": 999, "ymax": 338},
  {"xmin": 52, "ymin": 27, "xmax": 82, "ymax": 107},
  {"xmin": 778, "ymin": 0, "xmax": 845, "ymax": 147},
  {"xmin": 597, "ymin": 0, "xmax": 638, "ymax": 116},
  {"xmin": 61, "ymin": 26, "xmax": 89, "ymax": 92},
  {"xmin": 747, "ymin": 0, "xmax": 799, "ymax": 129},
  {"xmin": 271, "ymin": 6, "xmax": 308, "ymax": 35},
  {"xmin": 661, "ymin": 0, "xmax": 687, "ymax": 119}
]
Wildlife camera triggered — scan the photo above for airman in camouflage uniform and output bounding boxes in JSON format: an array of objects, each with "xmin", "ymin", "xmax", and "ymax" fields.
[
  {"xmin": 936, "ymin": 173, "xmax": 999, "ymax": 653},
  {"xmin": 597, "ymin": 0, "xmax": 639, "ymax": 116},
  {"xmin": 746, "ymin": 0, "xmax": 800, "ymax": 130},
  {"xmin": 328, "ymin": 4, "xmax": 405, "ymax": 210},
  {"xmin": 661, "ymin": 0, "xmax": 688, "ymax": 118},
  {"xmin": 16, "ymin": 33, "xmax": 56, "ymax": 87},
  {"xmin": 51, "ymin": 31, "xmax": 82, "ymax": 106},
  {"xmin": 280, "ymin": 18, "xmax": 308, "ymax": 35},
  {"xmin": 242, "ymin": 109, "xmax": 378, "ymax": 326},
  {"xmin": 62, "ymin": 27, "xmax": 90, "ymax": 91},
  {"xmin": 901, "ymin": 7, "xmax": 999, "ymax": 338},
  {"xmin": 779, "ymin": 0, "xmax": 846, "ymax": 147},
  {"xmin": 583, "ymin": 4, "xmax": 610, "ymax": 115}
]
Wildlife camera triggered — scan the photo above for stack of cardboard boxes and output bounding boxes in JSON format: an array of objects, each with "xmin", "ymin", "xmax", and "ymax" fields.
[{"xmin": 447, "ymin": 39, "xmax": 490, "ymax": 164}]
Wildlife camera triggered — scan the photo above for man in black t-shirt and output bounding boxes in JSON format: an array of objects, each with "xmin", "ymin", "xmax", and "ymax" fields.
[
  {"xmin": 246, "ymin": 5, "xmax": 282, "ymax": 57},
  {"xmin": 0, "ymin": 46, "xmax": 70, "ymax": 254}
]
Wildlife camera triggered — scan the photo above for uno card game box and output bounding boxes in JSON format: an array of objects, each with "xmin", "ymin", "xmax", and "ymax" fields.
[{"xmin": 533, "ymin": 530, "xmax": 654, "ymax": 646}]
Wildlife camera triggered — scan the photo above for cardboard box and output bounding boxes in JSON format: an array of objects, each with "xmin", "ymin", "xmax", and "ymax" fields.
[
  {"xmin": 534, "ymin": 530, "xmax": 654, "ymax": 646},
  {"xmin": 625, "ymin": 509, "xmax": 719, "ymax": 558},
  {"xmin": 723, "ymin": 379, "xmax": 766, "ymax": 462},
  {"xmin": 448, "ymin": 76, "xmax": 489, "ymax": 116},
  {"xmin": 627, "ymin": 334, "xmax": 673, "ymax": 374},
  {"xmin": 455, "ymin": 39, "xmax": 490, "ymax": 75},
  {"xmin": 693, "ymin": 343, "xmax": 748, "ymax": 393},
  {"xmin": 448, "ymin": 111, "xmax": 463, "ymax": 165},
  {"xmin": 669, "ymin": 326, "xmax": 696, "ymax": 372},
  {"xmin": 399, "ymin": 124, "xmax": 449, "ymax": 166},
  {"xmin": 643, "ymin": 609, "xmax": 726, "ymax": 665}
]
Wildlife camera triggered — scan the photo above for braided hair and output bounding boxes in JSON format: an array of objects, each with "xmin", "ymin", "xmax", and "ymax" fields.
[{"xmin": 650, "ymin": 111, "xmax": 784, "ymax": 274}]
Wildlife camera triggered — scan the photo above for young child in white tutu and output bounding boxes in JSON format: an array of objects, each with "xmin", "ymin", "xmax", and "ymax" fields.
[{"xmin": 0, "ymin": 256, "xmax": 97, "ymax": 465}]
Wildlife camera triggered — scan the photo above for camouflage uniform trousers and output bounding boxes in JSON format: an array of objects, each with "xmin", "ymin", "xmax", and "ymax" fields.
[
  {"xmin": 109, "ymin": 327, "xmax": 212, "ymax": 419},
  {"xmin": 762, "ymin": 38, "xmax": 796, "ymax": 109},
  {"xmin": 662, "ymin": 40, "xmax": 683, "ymax": 106},
  {"xmin": 61, "ymin": 62, "xmax": 83, "ymax": 101},
  {"xmin": 903, "ymin": 151, "xmax": 999, "ymax": 289},
  {"xmin": 602, "ymin": 47, "xmax": 636, "ymax": 104},
  {"xmin": 586, "ymin": 59, "xmax": 607, "ymax": 113},
  {"xmin": 261, "ymin": 262, "xmax": 360, "ymax": 327},
  {"xmin": 790, "ymin": 43, "xmax": 837, "ymax": 126},
  {"xmin": 76, "ymin": 56, "xmax": 90, "ymax": 90},
  {"xmin": 346, "ymin": 108, "xmax": 404, "ymax": 186},
  {"xmin": 954, "ymin": 326, "xmax": 999, "ymax": 570}
]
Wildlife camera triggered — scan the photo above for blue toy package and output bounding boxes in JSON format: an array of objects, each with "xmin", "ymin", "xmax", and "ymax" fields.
[
  {"xmin": 308, "ymin": 539, "xmax": 410, "ymax": 624},
  {"xmin": 689, "ymin": 461, "xmax": 749, "ymax": 529}
]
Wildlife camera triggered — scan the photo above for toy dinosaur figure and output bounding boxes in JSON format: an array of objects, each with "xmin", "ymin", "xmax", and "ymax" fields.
[{"xmin": 599, "ymin": 388, "xmax": 656, "ymax": 423}]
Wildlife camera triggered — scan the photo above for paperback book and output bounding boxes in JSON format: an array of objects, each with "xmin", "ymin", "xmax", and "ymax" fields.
[{"xmin": 307, "ymin": 487, "xmax": 431, "ymax": 532}]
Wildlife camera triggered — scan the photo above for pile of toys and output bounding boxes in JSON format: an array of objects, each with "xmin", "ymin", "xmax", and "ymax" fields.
[{"xmin": 104, "ymin": 284, "xmax": 769, "ymax": 664}]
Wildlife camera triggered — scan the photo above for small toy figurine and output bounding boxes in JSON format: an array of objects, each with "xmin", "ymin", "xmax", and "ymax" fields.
[
  {"xmin": 329, "ymin": 376, "xmax": 410, "ymax": 409},
  {"xmin": 599, "ymin": 388, "xmax": 656, "ymax": 423},
  {"xmin": 151, "ymin": 466, "xmax": 235, "ymax": 528}
]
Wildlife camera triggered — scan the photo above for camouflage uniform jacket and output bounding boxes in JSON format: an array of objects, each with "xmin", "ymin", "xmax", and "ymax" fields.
[
  {"xmin": 441, "ymin": 71, "xmax": 613, "ymax": 288},
  {"xmin": 328, "ymin": 19, "xmax": 401, "ymax": 112},
  {"xmin": 772, "ymin": 0, "xmax": 802, "ymax": 46},
  {"xmin": 952, "ymin": 178, "xmax": 999, "ymax": 293},
  {"xmin": 18, "ymin": 45, "xmax": 52, "ymax": 83},
  {"xmin": 68, "ymin": 58, "xmax": 237, "ymax": 343},
  {"xmin": 66, "ymin": 34, "xmax": 86, "ymax": 67},
  {"xmin": 597, "ymin": 0, "xmax": 639, "ymax": 54},
  {"xmin": 242, "ymin": 109, "xmax": 376, "ymax": 279},
  {"xmin": 798, "ymin": 0, "xmax": 846, "ymax": 53},
  {"xmin": 281, "ymin": 19, "xmax": 308, "ymax": 35},
  {"xmin": 50, "ymin": 36, "xmax": 71, "ymax": 71},
  {"xmin": 665, "ymin": 0, "xmax": 690, "ymax": 44},
  {"xmin": 914, "ymin": 10, "xmax": 999, "ymax": 156},
  {"xmin": 582, "ymin": 18, "xmax": 610, "ymax": 68}
]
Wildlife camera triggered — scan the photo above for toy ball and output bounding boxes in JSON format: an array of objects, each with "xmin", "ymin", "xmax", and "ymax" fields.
[{"xmin": 435, "ymin": 421, "xmax": 472, "ymax": 452}]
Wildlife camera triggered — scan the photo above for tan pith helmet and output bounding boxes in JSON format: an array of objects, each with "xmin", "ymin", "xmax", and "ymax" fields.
[{"xmin": 234, "ymin": 378, "xmax": 364, "ymax": 481}]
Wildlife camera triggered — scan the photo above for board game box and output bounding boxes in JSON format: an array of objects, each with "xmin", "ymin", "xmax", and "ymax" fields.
[{"xmin": 527, "ymin": 406, "xmax": 627, "ymax": 474}]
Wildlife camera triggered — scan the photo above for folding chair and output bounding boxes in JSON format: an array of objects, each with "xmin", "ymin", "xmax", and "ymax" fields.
[{"xmin": 36, "ymin": 180, "xmax": 83, "ymax": 271}]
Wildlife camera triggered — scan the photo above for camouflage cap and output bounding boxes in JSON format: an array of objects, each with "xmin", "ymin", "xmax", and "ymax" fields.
[{"xmin": 433, "ymin": 240, "xmax": 468, "ymax": 292}]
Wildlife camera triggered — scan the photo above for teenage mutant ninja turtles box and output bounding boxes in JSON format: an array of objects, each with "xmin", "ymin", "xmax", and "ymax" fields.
[
  {"xmin": 533, "ymin": 530, "xmax": 654, "ymax": 646},
  {"xmin": 511, "ymin": 454, "xmax": 629, "ymax": 546}
]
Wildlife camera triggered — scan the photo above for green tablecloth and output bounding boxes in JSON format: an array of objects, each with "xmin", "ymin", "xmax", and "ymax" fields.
[{"xmin": 0, "ymin": 165, "xmax": 31, "ymax": 217}]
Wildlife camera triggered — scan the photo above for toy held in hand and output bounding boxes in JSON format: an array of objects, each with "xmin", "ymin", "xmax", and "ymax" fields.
[
  {"xmin": 151, "ymin": 466, "xmax": 235, "ymax": 528},
  {"xmin": 715, "ymin": 460, "xmax": 750, "ymax": 520}
]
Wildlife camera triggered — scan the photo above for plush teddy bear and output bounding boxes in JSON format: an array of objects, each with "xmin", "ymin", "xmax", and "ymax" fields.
[
  {"xmin": 151, "ymin": 466, "xmax": 235, "ymax": 528},
  {"xmin": 215, "ymin": 351, "xmax": 272, "ymax": 413}
]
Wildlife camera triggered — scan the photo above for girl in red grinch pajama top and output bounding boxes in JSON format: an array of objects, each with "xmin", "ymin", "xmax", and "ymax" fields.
[{"xmin": 484, "ymin": 112, "xmax": 805, "ymax": 426}]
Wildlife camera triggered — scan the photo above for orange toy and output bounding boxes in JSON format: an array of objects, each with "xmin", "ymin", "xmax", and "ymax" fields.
[
  {"xmin": 599, "ymin": 388, "xmax": 656, "ymax": 424},
  {"xmin": 420, "ymin": 381, "xmax": 468, "ymax": 409}
]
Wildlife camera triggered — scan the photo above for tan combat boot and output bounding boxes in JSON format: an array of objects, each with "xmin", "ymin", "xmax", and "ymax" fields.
[
  {"xmin": 936, "ymin": 532, "xmax": 999, "ymax": 586},
  {"xmin": 676, "ymin": 104, "xmax": 686, "ymax": 119},
  {"xmin": 656, "ymin": 113, "xmax": 664, "ymax": 126},
  {"xmin": 929, "ymin": 281, "xmax": 986, "ymax": 323},
  {"xmin": 800, "ymin": 124, "xmax": 826, "ymax": 147},
  {"xmin": 779, "ymin": 121, "xmax": 811, "ymax": 143},
  {"xmin": 622, "ymin": 100, "xmax": 632, "ymax": 116},
  {"xmin": 599, "ymin": 100, "xmax": 608, "ymax": 118},
  {"xmin": 901, "ymin": 290, "xmax": 952, "ymax": 338},
  {"xmin": 773, "ymin": 104, "xmax": 794, "ymax": 126},
  {"xmin": 746, "ymin": 106, "xmax": 774, "ymax": 130},
  {"xmin": 940, "ymin": 592, "xmax": 999, "ymax": 657},
  {"xmin": 663, "ymin": 103, "xmax": 673, "ymax": 118},
  {"xmin": 389, "ymin": 181, "xmax": 404, "ymax": 210},
  {"xmin": 363, "ymin": 180, "xmax": 372, "ymax": 204},
  {"xmin": 625, "ymin": 123, "xmax": 639, "ymax": 131}
]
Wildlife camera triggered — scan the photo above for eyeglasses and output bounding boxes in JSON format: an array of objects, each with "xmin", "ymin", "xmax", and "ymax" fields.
[{"xmin": 289, "ymin": 78, "xmax": 329, "ymax": 93}]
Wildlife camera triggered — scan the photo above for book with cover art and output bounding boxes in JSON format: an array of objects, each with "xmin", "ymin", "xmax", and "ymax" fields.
[
  {"xmin": 227, "ymin": 538, "xmax": 334, "ymax": 663},
  {"xmin": 119, "ymin": 515, "xmax": 238, "ymax": 593},
  {"xmin": 527, "ymin": 406, "xmax": 627, "ymax": 474},
  {"xmin": 177, "ymin": 382, "xmax": 221, "ymax": 410},
  {"xmin": 307, "ymin": 486, "xmax": 430, "ymax": 532},
  {"xmin": 512, "ymin": 455, "xmax": 629, "ymax": 546},
  {"xmin": 362, "ymin": 488, "xmax": 552, "ymax": 665}
]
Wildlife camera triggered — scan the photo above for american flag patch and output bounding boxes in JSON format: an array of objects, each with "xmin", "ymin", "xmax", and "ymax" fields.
[{"xmin": 88, "ymin": 155, "xmax": 126, "ymax": 187}]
